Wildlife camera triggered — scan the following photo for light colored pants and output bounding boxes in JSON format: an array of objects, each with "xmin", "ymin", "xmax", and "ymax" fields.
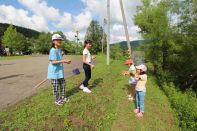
[{"xmin": 135, "ymin": 91, "xmax": 146, "ymax": 113}]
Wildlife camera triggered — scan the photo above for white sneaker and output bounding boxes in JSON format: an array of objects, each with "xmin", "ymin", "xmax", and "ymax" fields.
[
  {"xmin": 83, "ymin": 87, "xmax": 92, "ymax": 93},
  {"xmin": 128, "ymin": 97, "xmax": 134, "ymax": 101},
  {"xmin": 128, "ymin": 94, "xmax": 132, "ymax": 98},
  {"xmin": 62, "ymin": 97, "xmax": 70, "ymax": 103},
  {"xmin": 79, "ymin": 84, "xmax": 85, "ymax": 90}
]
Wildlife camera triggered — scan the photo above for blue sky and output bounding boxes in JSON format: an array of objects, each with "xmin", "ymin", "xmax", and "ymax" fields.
[
  {"xmin": 0, "ymin": 0, "xmax": 85, "ymax": 15},
  {"xmin": 0, "ymin": 0, "xmax": 142, "ymax": 42}
]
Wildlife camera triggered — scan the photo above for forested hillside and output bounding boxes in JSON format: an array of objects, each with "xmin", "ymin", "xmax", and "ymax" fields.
[{"xmin": 0, "ymin": 23, "xmax": 40, "ymax": 42}]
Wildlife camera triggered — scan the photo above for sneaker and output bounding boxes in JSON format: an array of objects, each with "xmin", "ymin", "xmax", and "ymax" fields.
[
  {"xmin": 79, "ymin": 84, "xmax": 85, "ymax": 90},
  {"xmin": 62, "ymin": 97, "xmax": 70, "ymax": 103},
  {"xmin": 55, "ymin": 99, "xmax": 64, "ymax": 106},
  {"xmin": 83, "ymin": 87, "xmax": 92, "ymax": 93},
  {"xmin": 128, "ymin": 97, "xmax": 134, "ymax": 101},
  {"xmin": 136, "ymin": 112, "xmax": 143, "ymax": 117},
  {"xmin": 133, "ymin": 108, "xmax": 139, "ymax": 114},
  {"xmin": 128, "ymin": 94, "xmax": 132, "ymax": 98}
]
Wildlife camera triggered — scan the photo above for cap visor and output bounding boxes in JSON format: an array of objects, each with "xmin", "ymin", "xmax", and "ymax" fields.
[{"xmin": 53, "ymin": 38, "xmax": 63, "ymax": 41}]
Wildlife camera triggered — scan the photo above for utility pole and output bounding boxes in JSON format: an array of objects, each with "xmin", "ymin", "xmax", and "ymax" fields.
[
  {"xmin": 107, "ymin": 0, "xmax": 110, "ymax": 65},
  {"xmin": 102, "ymin": 18, "xmax": 107, "ymax": 54},
  {"xmin": 119, "ymin": 0, "xmax": 132, "ymax": 59}
]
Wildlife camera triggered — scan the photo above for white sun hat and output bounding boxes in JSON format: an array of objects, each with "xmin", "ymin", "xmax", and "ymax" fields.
[
  {"xmin": 52, "ymin": 34, "xmax": 63, "ymax": 41},
  {"xmin": 136, "ymin": 64, "xmax": 147, "ymax": 72}
]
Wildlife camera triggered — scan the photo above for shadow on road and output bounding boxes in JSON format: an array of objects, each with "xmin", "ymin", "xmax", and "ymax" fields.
[
  {"xmin": 0, "ymin": 74, "xmax": 24, "ymax": 80},
  {"xmin": 0, "ymin": 63, "xmax": 15, "ymax": 66}
]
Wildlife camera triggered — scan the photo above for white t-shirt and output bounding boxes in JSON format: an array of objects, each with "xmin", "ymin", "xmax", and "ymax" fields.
[
  {"xmin": 5, "ymin": 48, "xmax": 9, "ymax": 52},
  {"xmin": 83, "ymin": 48, "xmax": 91, "ymax": 63},
  {"xmin": 128, "ymin": 64, "xmax": 136, "ymax": 74},
  {"xmin": 128, "ymin": 65, "xmax": 137, "ymax": 84},
  {"xmin": 128, "ymin": 76, "xmax": 137, "ymax": 84}
]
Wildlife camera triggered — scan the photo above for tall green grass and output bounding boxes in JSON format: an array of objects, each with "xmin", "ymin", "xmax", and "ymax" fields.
[{"xmin": 162, "ymin": 83, "xmax": 197, "ymax": 130}]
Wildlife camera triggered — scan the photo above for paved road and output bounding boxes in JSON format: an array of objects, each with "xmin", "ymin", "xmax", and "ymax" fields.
[{"xmin": 0, "ymin": 55, "xmax": 82, "ymax": 109}]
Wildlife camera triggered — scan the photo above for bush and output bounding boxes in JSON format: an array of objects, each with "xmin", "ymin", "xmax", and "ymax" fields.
[{"xmin": 162, "ymin": 83, "xmax": 197, "ymax": 130}]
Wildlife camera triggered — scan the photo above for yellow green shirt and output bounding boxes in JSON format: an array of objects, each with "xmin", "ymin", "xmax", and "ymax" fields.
[{"xmin": 135, "ymin": 74, "xmax": 147, "ymax": 92}]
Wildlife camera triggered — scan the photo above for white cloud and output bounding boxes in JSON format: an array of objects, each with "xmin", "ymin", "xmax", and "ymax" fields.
[
  {"xmin": 63, "ymin": 11, "xmax": 92, "ymax": 41},
  {"xmin": 81, "ymin": 0, "xmax": 142, "ymax": 43},
  {"xmin": 73, "ymin": 11, "xmax": 92, "ymax": 30},
  {"xmin": 81, "ymin": 0, "xmax": 106, "ymax": 19},
  {"xmin": 0, "ymin": 0, "xmax": 74, "ymax": 32},
  {"xmin": 18, "ymin": 0, "xmax": 92, "ymax": 34},
  {"xmin": 0, "ymin": 4, "xmax": 48, "ymax": 31},
  {"xmin": 18, "ymin": 0, "xmax": 60, "ymax": 21},
  {"xmin": 111, "ymin": 24, "xmax": 141, "ymax": 43},
  {"xmin": 64, "ymin": 30, "xmax": 86, "ymax": 42},
  {"xmin": 0, "ymin": 0, "xmax": 142, "ymax": 42},
  {"xmin": 56, "ymin": 12, "xmax": 72, "ymax": 28},
  {"xmin": 18, "ymin": 0, "xmax": 75, "ymax": 31}
]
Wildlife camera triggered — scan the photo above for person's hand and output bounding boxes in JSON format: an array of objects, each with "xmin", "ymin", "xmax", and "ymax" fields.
[
  {"xmin": 135, "ymin": 73, "xmax": 139, "ymax": 78},
  {"xmin": 66, "ymin": 60, "xmax": 71, "ymax": 64},
  {"xmin": 62, "ymin": 59, "xmax": 71, "ymax": 64},
  {"xmin": 121, "ymin": 71, "xmax": 129, "ymax": 75},
  {"xmin": 90, "ymin": 64, "xmax": 95, "ymax": 69},
  {"xmin": 92, "ymin": 56, "xmax": 96, "ymax": 59}
]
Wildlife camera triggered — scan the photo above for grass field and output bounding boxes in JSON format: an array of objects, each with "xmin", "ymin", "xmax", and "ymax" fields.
[
  {"xmin": 0, "ymin": 55, "xmax": 179, "ymax": 130},
  {"xmin": 0, "ymin": 55, "xmax": 32, "ymax": 60}
]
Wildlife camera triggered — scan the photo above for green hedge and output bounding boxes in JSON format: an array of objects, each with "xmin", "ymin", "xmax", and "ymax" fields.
[{"xmin": 162, "ymin": 83, "xmax": 197, "ymax": 130}]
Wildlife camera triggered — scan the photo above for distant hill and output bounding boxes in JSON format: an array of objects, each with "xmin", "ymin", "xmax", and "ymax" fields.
[
  {"xmin": 111, "ymin": 40, "xmax": 147, "ymax": 49},
  {"xmin": 0, "ymin": 23, "xmax": 40, "ymax": 42}
]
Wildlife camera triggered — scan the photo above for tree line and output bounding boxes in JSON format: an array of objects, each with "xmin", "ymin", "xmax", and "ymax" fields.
[
  {"xmin": 135, "ymin": 0, "xmax": 196, "ymax": 91},
  {"xmin": 0, "ymin": 20, "xmax": 106, "ymax": 56}
]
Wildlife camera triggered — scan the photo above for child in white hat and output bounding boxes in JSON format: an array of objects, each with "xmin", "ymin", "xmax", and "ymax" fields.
[
  {"xmin": 48, "ymin": 34, "xmax": 71, "ymax": 106},
  {"xmin": 133, "ymin": 64, "xmax": 147, "ymax": 117}
]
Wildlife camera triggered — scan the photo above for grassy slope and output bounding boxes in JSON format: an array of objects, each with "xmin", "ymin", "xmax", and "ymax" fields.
[{"xmin": 0, "ymin": 55, "xmax": 179, "ymax": 130}]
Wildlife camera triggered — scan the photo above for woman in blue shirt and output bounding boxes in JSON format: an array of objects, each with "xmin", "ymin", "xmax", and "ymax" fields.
[{"xmin": 48, "ymin": 34, "xmax": 71, "ymax": 106}]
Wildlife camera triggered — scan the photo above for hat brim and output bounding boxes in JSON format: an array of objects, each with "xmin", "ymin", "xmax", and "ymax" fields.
[{"xmin": 52, "ymin": 38, "xmax": 64, "ymax": 41}]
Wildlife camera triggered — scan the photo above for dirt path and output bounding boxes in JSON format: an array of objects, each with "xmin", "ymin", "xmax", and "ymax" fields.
[{"xmin": 0, "ymin": 55, "xmax": 82, "ymax": 109}]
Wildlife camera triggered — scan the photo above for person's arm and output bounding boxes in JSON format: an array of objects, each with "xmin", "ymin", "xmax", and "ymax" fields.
[
  {"xmin": 92, "ymin": 55, "xmax": 96, "ymax": 59},
  {"xmin": 49, "ymin": 49, "xmax": 71, "ymax": 65},
  {"xmin": 50, "ymin": 59, "xmax": 71, "ymax": 64}
]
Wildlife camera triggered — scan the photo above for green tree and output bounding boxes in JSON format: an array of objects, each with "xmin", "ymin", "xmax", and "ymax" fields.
[
  {"xmin": 174, "ymin": 0, "xmax": 197, "ymax": 90},
  {"xmin": 85, "ymin": 20, "xmax": 107, "ymax": 54},
  {"xmin": 35, "ymin": 32, "xmax": 52, "ymax": 54},
  {"xmin": 135, "ymin": 0, "xmax": 178, "ymax": 79},
  {"xmin": 110, "ymin": 44, "xmax": 126, "ymax": 60},
  {"xmin": 135, "ymin": 0, "xmax": 197, "ymax": 89},
  {"xmin": 2, "ymin": 25, "xmax": 18, "ymax": 48},
  {"xmin": 2, "ymin": 25, "xmax": 28, "ymax": 54},
  {"xmin": 61, "ymin": 40, "xmax": 76, "ymax": 54}
]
